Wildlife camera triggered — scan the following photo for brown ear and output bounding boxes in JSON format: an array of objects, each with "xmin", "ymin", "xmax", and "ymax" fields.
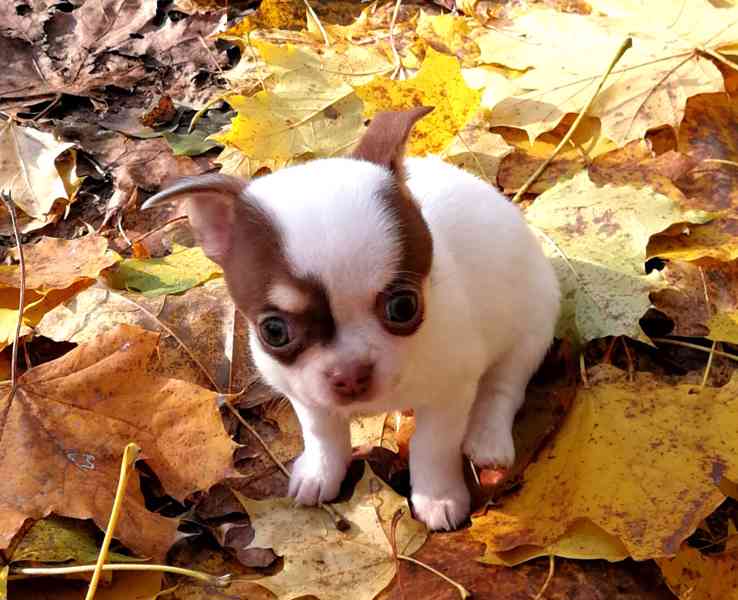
[
  {"xmin": 351, "ymin": 106, "xmax": 434, "ymax": 172},
  {"xmin": 141, "ymin": 174, "xmax": 247, "ymax": 266}
]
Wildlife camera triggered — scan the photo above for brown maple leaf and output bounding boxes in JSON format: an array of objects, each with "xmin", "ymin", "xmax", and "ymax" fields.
[{"xmin": 0, "ymin": 324, "xmax": 239, "ymax": 560}]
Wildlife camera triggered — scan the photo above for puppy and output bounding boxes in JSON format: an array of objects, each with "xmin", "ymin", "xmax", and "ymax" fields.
[{"xmin": 142, "ymin": 107, "xmax": 560, "ymax": 530}]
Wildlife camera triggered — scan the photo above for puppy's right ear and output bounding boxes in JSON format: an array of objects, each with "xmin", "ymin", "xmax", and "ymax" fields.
[{"xmin": 141, "ymin": 174, "xmax": 247, "ymax": 266}]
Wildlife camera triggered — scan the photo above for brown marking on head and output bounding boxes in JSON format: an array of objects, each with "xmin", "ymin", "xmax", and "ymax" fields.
[
  {"xmin": 352, "ymin": 108, "xmax": 435, "ymax": 314},
  {"xmin": 142, "ymin": 174, "xmax": 335, "ymax": 365}
]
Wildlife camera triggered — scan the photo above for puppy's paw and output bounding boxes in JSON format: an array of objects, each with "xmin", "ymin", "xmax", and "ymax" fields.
[
  {"xmin": 288, "ymin": 450, "xmax": 348, "ymax": 506},
  {"xmin": 411, "ymin": 486, "xmax": 470, "ymax": 531},
  {"xmin": 463, "ymin": 428, "xmax": 516, "ymax": 469}
]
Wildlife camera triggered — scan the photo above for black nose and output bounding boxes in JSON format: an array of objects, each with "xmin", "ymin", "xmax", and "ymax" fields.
[{"xmin": 324, "ymin": 361, "xmax": 374, "ymax": 397}]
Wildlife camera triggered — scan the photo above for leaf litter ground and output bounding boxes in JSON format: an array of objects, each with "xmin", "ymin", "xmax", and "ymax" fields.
[{"xmin": 2, "ymin": 0, "xmax": 738, "ymax": 599}]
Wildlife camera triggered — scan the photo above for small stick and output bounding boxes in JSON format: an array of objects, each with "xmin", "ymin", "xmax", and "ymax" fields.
[
  {"xmin": 512, "ymin": 37, "xmax": 633, "ymax": 203},
  {"xmin": 388, "ymin": 0, "xmax": 405, "ymax": 80},
  {"xmin": 698, "ymin": 266, "xmax": 717, "ymax": 388},
  {"xmin": 531, "ymin": 555, "xmax": 555, "ymax": 600},
  {"xmin": 219, "ymin": 397, "xmax": 350, "ymax": 530},
  {"xmin": 701, "ymin": 158, "xmax": 738, "ymax": 169},
  {"xmin": 0, "ymin": 192, "xmax": 26, "ymax": 428},
  {"xmin": 15, "ymin": 563, "xmax": 231, "ymax": 587},
  {"xmin": 128, "ymin": 216, "xmax": 188, "ymax": 249},
  {"xmin": 579, "ymin": 353, "xmax": 589, "ymax": 388},
  {"xmin": 621, "ymin": 337, "xmax": 635, "ymax": 382},
  {"xmin": 304, "ymin": 0, "xmax": 330, "ymax": 47},
  {"xmin": 651, "ymin": 338, "xmax": 738, "ymax": 363},
  {"xmin": 85, "ymin": 443, "xmax": 141, "ymax": 600},
  {"xmin": 697, "ymin": 46, "xmax": 738, "ymax": 74},
  {"xmin": 388, "ymin": 510, "xmax": 470, "ymax": 599}
]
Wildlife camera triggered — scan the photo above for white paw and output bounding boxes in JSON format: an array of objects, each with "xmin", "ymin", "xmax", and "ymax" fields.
[
  {"xmin": 288, "ymin": 450, "xmax": 348, "ymax": 505},
  {"xmin": 463, "ymin": 428, "xmax": 516, "ymax": 469},
  {"xmin": 411, "ymin": 485, "xmax": 470, "ymax": 531}
]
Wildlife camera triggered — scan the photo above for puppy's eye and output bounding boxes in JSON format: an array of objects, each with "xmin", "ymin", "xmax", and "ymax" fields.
[
  {"xmin": 385, "ymin": 290, "xmax": 419, "ymax": 324},
  {"xmin": 259, "ymin": 316, "xmax": 291, "ymax": 348}
]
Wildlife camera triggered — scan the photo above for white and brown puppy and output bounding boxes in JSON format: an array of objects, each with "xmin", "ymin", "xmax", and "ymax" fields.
[{"xmin": 143, "ymin": 108, "xmax": 560, "ymax": 530}]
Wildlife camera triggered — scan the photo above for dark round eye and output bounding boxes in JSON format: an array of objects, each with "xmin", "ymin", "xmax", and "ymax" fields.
[
  {"xmin": 385, "ymin": 291, "xmax": 419, "ymax": 324},
  {"xmin": 259, "ymin": 316, "xmax": 290, "ymax": 348}
]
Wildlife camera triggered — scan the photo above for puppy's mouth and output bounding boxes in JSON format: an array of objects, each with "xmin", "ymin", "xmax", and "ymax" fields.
[{"xmin": 332, "ymin": 388, "xmax": 375, "ymax": 407}]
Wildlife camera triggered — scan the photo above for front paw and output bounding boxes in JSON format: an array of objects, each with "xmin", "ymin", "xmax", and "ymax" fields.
[
  {"xmin": 463, "ymin": 427, "xmax": 516, "ymax": 469},
  {"xmin": 288, "ymin": 450, "xmax": 348, "ymax": 505},
  {"xmin": 411, "ymin": 485, "xmax": 470, "ymax": 531}
]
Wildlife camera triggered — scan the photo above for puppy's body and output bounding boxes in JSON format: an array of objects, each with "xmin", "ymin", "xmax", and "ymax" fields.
[{"xmin": 143, "ymin": 109, "xmax": 560, "ymax": 530}]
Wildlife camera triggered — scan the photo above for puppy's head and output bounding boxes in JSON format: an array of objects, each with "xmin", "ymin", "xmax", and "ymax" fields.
[{"xmin": 143, "ymin": 108, "xmax": 433, "ymax": 411}]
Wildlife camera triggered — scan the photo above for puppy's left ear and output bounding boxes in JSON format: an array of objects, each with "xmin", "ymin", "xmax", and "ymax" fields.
[{"xmin": 352, "ymin": 106, "xmax": 433, "ymax": 174}]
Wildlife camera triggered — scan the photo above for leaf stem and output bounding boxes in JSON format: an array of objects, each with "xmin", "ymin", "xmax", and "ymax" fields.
[
  {"xmin": 512, "ymin": 37, "xmax": 633, "ymax": 203},
  {"xmin": 652, "ymin": 338, "xmax": 738, "ymax": 363},
  {"xmin": 84, "ymin": 443, "xmax": 140, "ymax": 600},
  {"xmin": 531, "ymin": 555, "xmax": 555, "ymax": 600},
  {"xmin": 14, "ymin": 563, "xmax": 231, "ymax": 586},
  {"xmin": 396, "ymin": 555, "xmax": 471, "ymax": 599},
  {"xmin": 0, "ymin": 191, "xmax": 25, "ymax": 432}
]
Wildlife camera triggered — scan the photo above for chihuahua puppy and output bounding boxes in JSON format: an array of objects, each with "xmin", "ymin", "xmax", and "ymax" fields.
[{"xmin": 142, "ymin": 107, "xmax": 560, "ymax": 530}]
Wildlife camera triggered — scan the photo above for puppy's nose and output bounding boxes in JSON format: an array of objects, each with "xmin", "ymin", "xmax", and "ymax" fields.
[{"xmin": 325, "ymin": 361, "xmax": 374, "ymax": 398}]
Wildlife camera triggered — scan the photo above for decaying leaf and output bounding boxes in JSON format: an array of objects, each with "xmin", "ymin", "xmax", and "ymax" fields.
[
  {"xmin": 355, "ymin": 47, "xmax": 481, "ymax": 155},
  {"xmin": 0, "ymin": 324, "xmax": 238, "ymax": 560},
  {"xmin": 525, "ymin": 171, "xmax": 712, "ymax": 343},
  {"xmin": 0, "ymin": 235, "xmax": 119, "ymax": 350},
  {"xmin": 234, "ymin": 464, "xmax": 427, "ymax": 600},
  {"xmin": 214, "ymin": 40, "xmax": 388, "ymax": 176},
  {"xmin": 10, "ymin": 515, "xmax": 139, "ymax": 564},
  {"xmin": 471, "ymin": 365, "xmax": 738, "ymax": 563},
  {"xmin": 108, "ymin": 243, "xmax": 222, "ymax": 297},
  {"xmin": 482, "ymin": 2, "xmax": 735, "ymax": 144},
  {"xmin": 657, "ymin": 537, "xmax": 738, "ymax": 600},
  {"xmin": 0, "ymin": 121, "xmax": 82, "ymax": 233}
]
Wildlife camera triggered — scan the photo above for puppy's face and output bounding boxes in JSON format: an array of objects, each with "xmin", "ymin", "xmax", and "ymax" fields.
[{"xmin": 143, "ymin": 108, "xmax": 433, "ymax": 411}]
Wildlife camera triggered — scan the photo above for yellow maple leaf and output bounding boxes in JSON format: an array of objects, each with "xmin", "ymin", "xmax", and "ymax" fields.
[
  {"xmin": 471, "ymin": 365, "xmax": 738, "ymax": 563},
  {"xmin": 355, "ymin": 47, "xmax": 482, "ymax": 155},
  {"xmin": 479, "ymin": 2, "xmax": 735, "ymax": 144}
]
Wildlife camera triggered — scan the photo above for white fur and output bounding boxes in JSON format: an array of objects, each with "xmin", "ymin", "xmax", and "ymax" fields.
[
  {"xmin": 245, "ymin": 156, "xmax": 560, "ymax": 530},
  {"xmin": 268, "ymin": 283, "xmax": 309, "ymax": 313}
]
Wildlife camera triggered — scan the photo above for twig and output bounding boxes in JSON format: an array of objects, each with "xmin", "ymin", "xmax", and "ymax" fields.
[
  {"xmin": 15, "ymin": 563, "xmax": 231, "ymax": 586},
  {"xmin": 698, "ymin": 46, "xmax": 738, "ymax": 74},
  {"xmin": 621, "ymin": 337, "xmax": 634, "ymax": 382},
  {"xmin": 128, "ymin": 215, "xmax": 188, "ymax": 249},
  {"xmin": 0, "ymin": 192, "xmax": 26, "ymax": 429},
  {"xmin": 698, "ymin": 266, "xmax": 717, "ymax": 388},
  {"xmin": 531, "ymin": 555, "xmax": 555, "ymax": 600},
  {"xmin": 701, "ymin": 158, "xmax": 738, "ymax": 169},
  {"xmin": 107, "ymin": 286, "xmax": 220, "ymax": 390},
  {"xmin": 85, "ymin": 443, "xmax": 140, "ymax": 600},
  {"xmin": 512, "ymin": 37, "xmax": 632, "ymax": 203},
  {"xmin": 218, "ymin": 396, "xmax": 349, "ymax": 530},
  {"xmin": 579, "ymin": 353, "xmax": 589, "ymax": 388},
  {"xmin": 388, "ymin": 510, "xmax": 470, "ymax": 599},
  {"xmin": 304, "ymin": 0, "xmax": 330, "ymax": 47},
  {"xmin": 388, "ymin": 0, "xmax": 405, "ymax": 80},
  {"xmin": 652, "ymin": 338, "xmax": 738, "ymax": 363}
]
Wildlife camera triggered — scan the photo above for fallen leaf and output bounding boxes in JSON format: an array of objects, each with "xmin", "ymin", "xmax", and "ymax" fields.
[
  {"xmin": 0, "ymin": 121, "xmax": 83, "ymax": 233},
  {"xmin": 108, "ymin": 243, "xmax": 222, "ymax": 297},
  {"xmin": 651, "ymin": 260, "xmax": 738, "ymax": 340},
  {"xmin": 657, "ymin": 538, "xmax": 738, "ymax": 600},
  {"xmin": 8, "ymin": 571, "xmax": 163, "ymax": 600},
  {"xmin": 0, "ymin": 324, "xmax": 238, "ymax": 560},
  {"xmin": 471, "ymin": 365, "xmax": 738, "ymax": 563},
  {"xmin": 234, "ymin": 464, "xmax": 427, "ymax": 600},
  {"xmin": 37, "ymin": 280, "xmax": 260, "ymax": 394},
  {"xmin": 355, "ymin": 47, "xmax": 481, "ymax": 155},
  {"xmin": 649, "ymin": 219, "xmax": 738, "ymax": 263},
  {"xmin": 10, "ymin": 515, "xmax": 139, "ymax": 564},
  {"xmin": 214, "ymin": 40, "xmax": 388, "ymax": 176},
  {"xmin": 482, "ymin": 3, "xmax": 733, "ymax": 145},
  {"xmin": 525, "ymin": 171, "xmax": 712, "ymax": 343},
  {"xmin": 414, "ymin": 11, "xmax": 481, "ymax": 67},
  {"xmin": 0, "ymin": 235, "xmax": 119, "ymax": 350}
]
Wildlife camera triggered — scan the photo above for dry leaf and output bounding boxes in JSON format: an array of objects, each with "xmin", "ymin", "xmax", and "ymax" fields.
[
  {"xmin": 471, "ymin": 365, "xmax": 738, "ymax": 563},
  {"xmin": 355, "ymin": 47, "xmax": 481, "ymax": 155},
  {"xmin": 657, "ymin": 538, "xmax": 738, "ymax": 600},
  {"xmin": 0, "ymin": 324, "xmax": 238, "ymax": 560},
  {"xmin": 525, "ymin": 171, "xmax": 712, "ymax": 344},
  {"xmin": 234, "ymin": 464, "xmax": 427, "ymax": 600},
  {"xmin": 0, "ymin": 121, "xmax": 82, "ymax": 233},
  {"xmin": 108, "ymin": 243, "xmax": 222, "ymax": 297},
  {"xmin": 482, "ymin": 3, "xmax": 732, "ymax": 145}
]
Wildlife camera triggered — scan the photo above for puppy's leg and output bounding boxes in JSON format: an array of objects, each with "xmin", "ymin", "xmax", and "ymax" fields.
[
  {"xmin": 289, "ymin": 401, "xmax": 351, "ymax": 505},
  {"xmin": 410, "ymin": 391, "xmax": 474, "ymax": 531},
  {"xmin": 463, "ymin": 339, "xmax": 548, "ymax": 469}
]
